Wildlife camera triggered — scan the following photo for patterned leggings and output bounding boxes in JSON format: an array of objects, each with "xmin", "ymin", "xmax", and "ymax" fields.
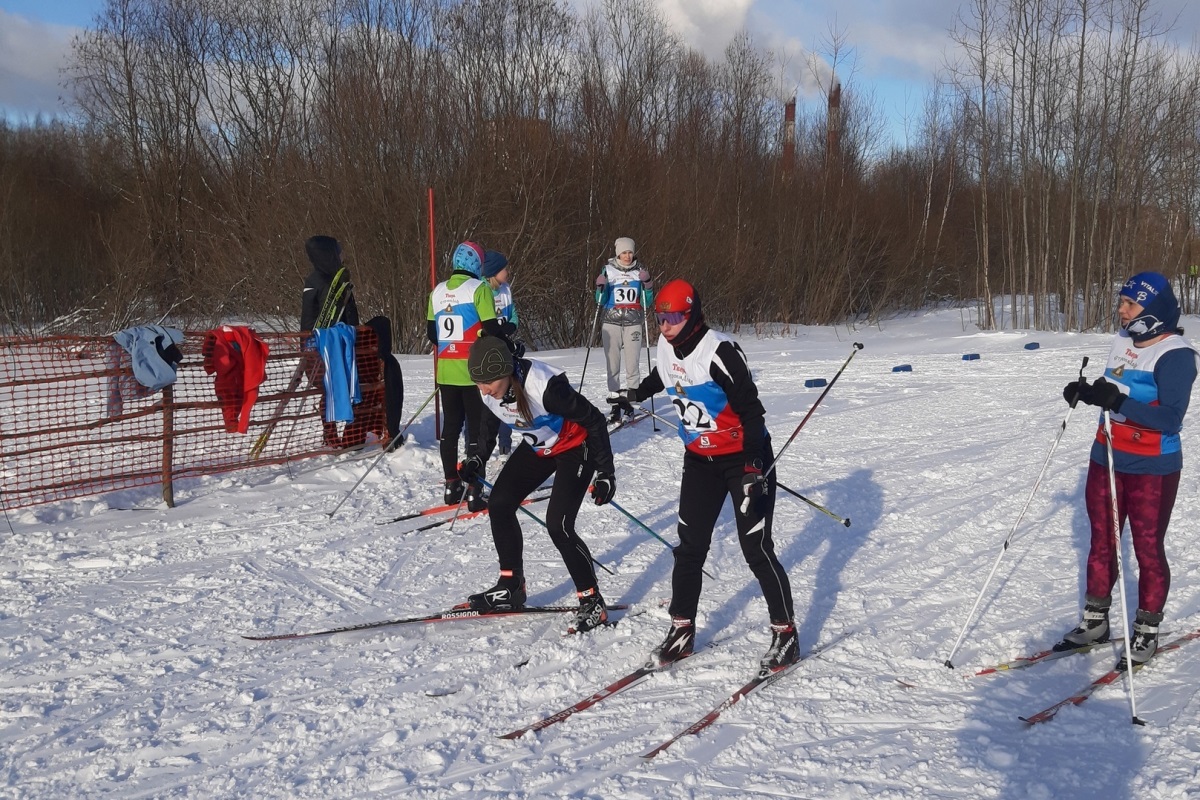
[{"xmin": 1084, "ymin": 460, "xmax": 1180, "ymax": 614}]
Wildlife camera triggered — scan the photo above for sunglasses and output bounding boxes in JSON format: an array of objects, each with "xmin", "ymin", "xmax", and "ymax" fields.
[{"xmin": 656, "ymin": 310, "xmax": 689, "ymax": 325}]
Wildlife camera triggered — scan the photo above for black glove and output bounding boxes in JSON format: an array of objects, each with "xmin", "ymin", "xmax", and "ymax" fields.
[
  {"xmin": 498, "ymin": 331, "xmax": 525, "ymax": 360},
  {"xmin": 1077, "ymin": 377, "xmax": 1126, "ymax": 413},
  {"xmin": 607, "ymin": 390, "xmax": 637, "ymax": 417},
  {"xmin": 458, "ymin": 453, "xmax": 485, "ymax": 485},
  {"xmin": 739, "ymin": 461, "xmax": 766, "ymax": 514},
  {"xmin": 590, "ymin": 472, "xmax": 616, "ymax": 505},
  {"xmin": 1062, "ymin": 379, "xmax": 1086, "ymax": 407}
]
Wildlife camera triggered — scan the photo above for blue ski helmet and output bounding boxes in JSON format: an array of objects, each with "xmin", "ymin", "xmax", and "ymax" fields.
[
  {"xmin": 452, "ymin": 241, "xmax": 485, "ymax": 277},
  {"xmin": 1119, "ymin": 271, "xmax": 1180, "ymax": 342}
]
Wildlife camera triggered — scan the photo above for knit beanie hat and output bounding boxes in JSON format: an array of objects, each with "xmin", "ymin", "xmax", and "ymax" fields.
[
  {"xmin": 468, "ymin": 336, "xmax": 515, "ymax": 383},
  {"xmin": 482, "ymin": 250, "xmax": 509, "ymax": 278},
  {"xmin": 615, "ymin": 237, "xmax": 636, "ymax": 257},
  {"xmin": 452, "ymin": 241, "xmax": 485, "ymax": 277},
  {"xmin": 1120, "ymin": 271, "xmax": 1180, "ymax": 341}
]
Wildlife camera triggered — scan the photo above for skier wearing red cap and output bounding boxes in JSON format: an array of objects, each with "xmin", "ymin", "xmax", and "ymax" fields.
[{"xmin": 609, "ymin": 279, "xmax": 798, "ymax": 671}]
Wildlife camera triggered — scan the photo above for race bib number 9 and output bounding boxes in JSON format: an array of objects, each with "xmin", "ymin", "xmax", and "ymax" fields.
[{"xmin": 439, "ymin": 314, "xmax": 465, "ymax": 342}]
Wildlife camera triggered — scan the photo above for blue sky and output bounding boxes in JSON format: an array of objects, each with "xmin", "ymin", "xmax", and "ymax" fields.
[{"xmin": 4, "ymin": 0, "xmax": 1199, "ymax": 147}]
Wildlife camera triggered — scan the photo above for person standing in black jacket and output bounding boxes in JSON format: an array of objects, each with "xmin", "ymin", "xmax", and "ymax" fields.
[{"xmin": 301, "ymin": 235, "xmax": 359, "ymax": 331}]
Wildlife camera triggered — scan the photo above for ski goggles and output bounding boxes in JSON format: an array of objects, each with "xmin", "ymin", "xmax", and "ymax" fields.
[{"xmin": 656, "ymin": 310, "xmax": 689, "ymax": 325}]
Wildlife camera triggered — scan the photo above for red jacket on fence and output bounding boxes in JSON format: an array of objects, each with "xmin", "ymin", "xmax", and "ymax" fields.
[{"xmin": 202, "ymin": 326, "xmax": 269, "ymax": 433}]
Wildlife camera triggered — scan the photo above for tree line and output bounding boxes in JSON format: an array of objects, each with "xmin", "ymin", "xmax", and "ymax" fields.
[{"xmin": 1, "ymin": 0, "xmax": 1198, "ymax": 350}]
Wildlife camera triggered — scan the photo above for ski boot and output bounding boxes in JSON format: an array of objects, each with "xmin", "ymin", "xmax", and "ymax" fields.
[
  {"xmin": 761, "ymin": 621, "xmax": 799, "ymax": 671},
  {"xmin": 650, "ymin": 617, "xmax": 695, "ymax": 667},
  {"xmin": 444, "ymin": 478, "xmax": 466, "ymax": 505},
  {"xmin": 607, "ymin": 395, "xmax": 623, "ymax": 424},
  {"xmin": 568, "ymin": 588, "xmax": 609, "ymax": 634},
  {"xmin": 465, "ymin": 574, "xmax": 526, "ymax": 611},
  {"xmin": 465, "ymin": 481, "xmax": 488, "ymax": 513},
  {"xmin": 1120, "ymin": 609, "xmax": 1163, "ymax": 670},
  {"xmin": 1053, "ymin": 594, "xmax": 1110, "ymax": 652}
]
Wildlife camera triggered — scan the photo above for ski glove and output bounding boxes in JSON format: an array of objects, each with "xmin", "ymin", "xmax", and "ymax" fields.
[
  {"xmin": 1062, "ymin": 379, "xmax": 1086, "ymax": 407},
  {"xmin": 1075, "ymin": 377, "xmax": 1126, "ymax": 413},
  {"xmin": 458, "ymin": 453, "xmax": 485, "ymax": 486},
  {"xmin": 590, "ymin": 472, "xmax": 616, "ymax": 506},
  {"xmin": 739, "ymin": 461, "xmax": 766, "ymax": 514},
  {"xmin": 607, "ymin": 390, "xmax": 637, "ymax": 417}
]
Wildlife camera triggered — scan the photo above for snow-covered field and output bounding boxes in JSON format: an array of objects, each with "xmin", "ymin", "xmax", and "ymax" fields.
[{"xmin": 4, "ymin": 308, "xmax": 1200, "ymax": 799}]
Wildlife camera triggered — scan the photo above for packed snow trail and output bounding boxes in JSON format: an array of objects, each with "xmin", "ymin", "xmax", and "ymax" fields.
[{"xmin": 3, "ymin": 310, "xmax": 1200, "ymax": 798}]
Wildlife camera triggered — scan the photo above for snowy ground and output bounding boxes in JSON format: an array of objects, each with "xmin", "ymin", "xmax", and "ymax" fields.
[{"xmin": 4, "ymin": 308, "xmax": 1200, "ymax": 799}]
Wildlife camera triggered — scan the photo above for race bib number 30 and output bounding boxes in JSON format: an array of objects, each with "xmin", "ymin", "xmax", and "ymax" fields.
[{"xmin": 613, "ymin": 286, "xmax": 639, "ymax": 305}]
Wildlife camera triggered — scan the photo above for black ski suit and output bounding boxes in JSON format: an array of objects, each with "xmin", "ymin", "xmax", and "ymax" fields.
[{"xmin": 629, "ymin": 325, "xmax": 794, "ymax": 625}]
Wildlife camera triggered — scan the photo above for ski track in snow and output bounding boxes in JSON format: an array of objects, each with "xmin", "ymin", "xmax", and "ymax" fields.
[{"xmin": 3, "ymin": 311, "xmax": 1200, "ymax": 798}]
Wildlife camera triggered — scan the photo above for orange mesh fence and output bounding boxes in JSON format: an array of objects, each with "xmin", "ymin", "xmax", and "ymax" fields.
[{"xmin": 0, "ymin": 327, "xmax": 386, "ymax": 510}]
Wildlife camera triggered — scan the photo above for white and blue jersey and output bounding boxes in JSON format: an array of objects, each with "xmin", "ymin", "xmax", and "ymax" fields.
[
  {"xmin": 656, "ymin": 329, "xmax": 760, "ymax": 456},
  {"xmin": 481, "ymin": 360, "xmax": 587, "ymax": 457},
  {"xmin": 493, "ymin": 283, "xmax": 517, "ymax": 325},
  {"xmin": 1090, "ymin": 331, "xmax": 1198, "ymax": 473}
]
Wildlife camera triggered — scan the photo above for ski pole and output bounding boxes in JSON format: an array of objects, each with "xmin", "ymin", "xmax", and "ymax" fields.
[
  {"xmin": 476, "ymin": 479, "xmax": 614, "ymax": 575},
  {"xmin": 765, "ymin": 342, "xmax": 863, "ymax": 479},
  {"xmin": 447, "ymin": 491, "xmax": 469, "ymax": 532},
  {"xmin": 641, "ymin": 299, "xmax": 658, "ymax": 432},
  {"xmin": 776, "ymin": 482, "xmax": 851, "ymax": 527},
  {"xmin": 943, "ymin": 356, "xmax": 1089, "ymax": 668},
  {"xmin": 606, "ymin": 498, "xmax": 715, "ymax": 580},
  {"xmin": 639, "ymin": 407, "xmax": 850, "ymax": 527},
  {"xmin": 327, "ymin": 387, "xmax": 439, "ymax": 518},
  {"xmin": 1102, "ymin": 408, "xmax": 1143, "ymax": 725},
  {"xmin": 577, "ymin": 301, "xmax": 602, "ymax": 392}
]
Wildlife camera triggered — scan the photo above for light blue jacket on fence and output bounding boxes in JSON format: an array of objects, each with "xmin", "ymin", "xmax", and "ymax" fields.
[{"xmin": 113, "ymin": 325, "xmax": 185, "ymax": 391}]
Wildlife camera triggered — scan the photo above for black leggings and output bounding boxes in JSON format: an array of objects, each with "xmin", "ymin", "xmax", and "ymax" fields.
[
  {"xmin": 670, "ymin": 443, "xmax": 794, "ymax": 624},
  {"xmin": 437, "ymin": 383, "xmax": 485, "ymax": 479},
  {"xmin": 487, "ymin": 442, "xmax": 601, "ymax": 594}
]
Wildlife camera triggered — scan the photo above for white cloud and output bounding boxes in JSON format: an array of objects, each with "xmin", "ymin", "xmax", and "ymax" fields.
[
  {"xmin": 656, "ymin": 0, "xmax": 754, "ymax": 58},
  {"xmin": 0, "ymin": 10, "xmax": 80, "ymax": 120}
]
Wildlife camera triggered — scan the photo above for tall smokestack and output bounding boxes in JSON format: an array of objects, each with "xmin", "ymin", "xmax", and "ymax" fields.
[
  {"xmin": 783, "ymin": 96, "xmax": 796, "ymax": 180},
  {"xmin": 826, "ymin": 81, "xmax": 842, "ymax": 167}
]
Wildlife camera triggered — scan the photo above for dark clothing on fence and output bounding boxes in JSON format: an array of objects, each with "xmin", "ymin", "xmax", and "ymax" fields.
[{"xmin": 364, "ymin": 315, "xmax": 404, "ymax": 440}]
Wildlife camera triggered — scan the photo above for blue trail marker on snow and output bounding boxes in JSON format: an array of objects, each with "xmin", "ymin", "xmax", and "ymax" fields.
[
  {"xmin": 892, "ymin": 364, "xmax": 912, "ymax": 372},
  {"xmin": 1024, "ymin": 342, "xmax": 1040, "ymax": 350},
  {"xmin": 804, "ymin": 378, "xmax": 828, "ymax": 388},
  {"xmin": 962, "ymin": 353, "xmax": 981, "ymax": 361}
]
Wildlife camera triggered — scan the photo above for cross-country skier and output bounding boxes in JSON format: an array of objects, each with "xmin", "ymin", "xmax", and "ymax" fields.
[
  {"xmin": 594, "ymin": 237, "xmax": 653, "ymax": 422},
  {"xmin": 458, "ymin": 336, "xmax": 617, "ymax": 634},
  {"xmin": 427, "ymin": 241, "xmax": 508, "ymax": 510},
  {"xmin": 609, "ymin": 278, "xmax": 798, "ymax": 670},
  {"xmin": 1056, "ymin": 271, "xmax": 1198, "ymax": 665}
]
